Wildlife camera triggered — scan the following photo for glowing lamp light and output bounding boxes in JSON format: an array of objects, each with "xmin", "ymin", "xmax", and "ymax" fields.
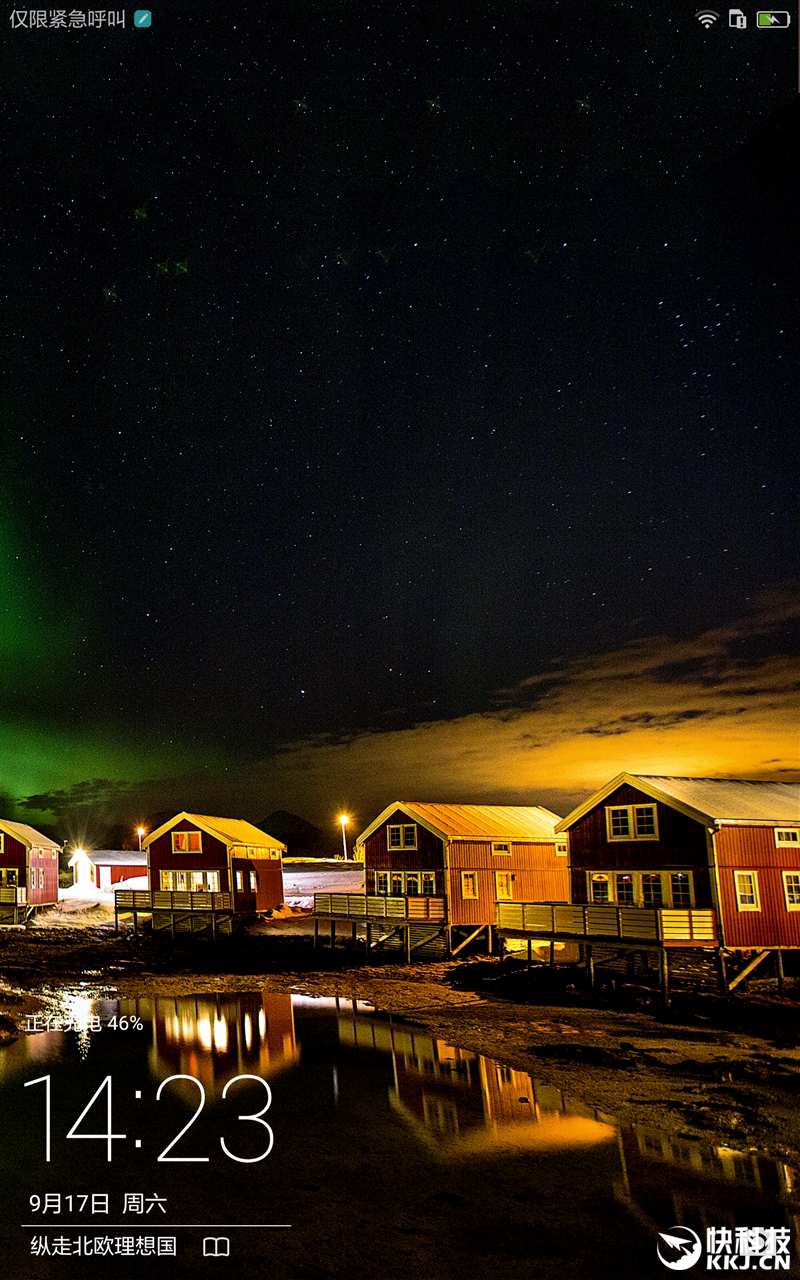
[
  {"xmin": 136, "ymin": 826, "xmax": 146, "ymax": 852},
  {"xmin": 339, "ymin": 814, "xmax": 350, "ymax": 860}
]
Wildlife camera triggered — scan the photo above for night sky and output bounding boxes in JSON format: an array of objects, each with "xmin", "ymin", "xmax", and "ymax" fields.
[{"xmin": 2, "ymin": 4, "xmax": 798, "ymax": 835}]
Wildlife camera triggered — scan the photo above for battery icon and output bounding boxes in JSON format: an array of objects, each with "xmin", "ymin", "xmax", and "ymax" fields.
[{"xmin": 756, "ymin": 10, "xmax": 791, "ymax": 25}]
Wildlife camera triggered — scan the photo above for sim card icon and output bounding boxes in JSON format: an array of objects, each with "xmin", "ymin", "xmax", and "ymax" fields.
[{"xmin": 728, "ymin": 8, "xmax": 746, "ymax": 25}]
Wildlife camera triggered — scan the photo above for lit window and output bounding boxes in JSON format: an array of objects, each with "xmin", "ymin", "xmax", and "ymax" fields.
[
  {"xmin": 172, "ymin": 830, "xmax": 202, "ymax": 853},
  {"xmin": 391, "ymin": 872, "xmax": 403, "ymax": 896},
  {"xmin": 249, "ymin": 871, "xmax": 258, "ymax": 891},
  {"xmin": 495, "ymin": 871, "xmax": 512, "ymax": 900},
  {"xmin": 734, "ymin": 871, "xmax": 760, "ymax": 911},
  {"xmin": 235, "ymin": 870, "xmax": 244, "ymax": 891},
  {"xmin": 207, "ymin": 872, "xmax": 220, "ymax": 893},
  {"xmin": 461, "ymin": 872, "xmax": 478, "ymax": 900},
  {"xmin": 782, "ymin": 872, "xmax": 800, "ymax": 911},
  {"xmin": 606, "ymin": 805, "xmax": 659, "ymax": 841},
  {"xmin": 0, "ymin": 834, "xmax": 4, "ymax": 854},
  {"xmin": 775, "ymin": 829, "xmax": 800, "ymax": 846},
  {"xmin": 405, "ymin": 874, "xmax": 419, "ymax": 896},
  {"xmin": 402, "ymin": 825, "xmax": 417, "ymax": 849},
  {"xmin": 422, "ymin": 873, "xmax": 435, "ymax": 896},
  {"xmin": 591, "ymin": 874, "xmax": 610, "ymax": 904},
  {"xmin": 376, "ymin": 872, "xmax": 389, "ymax": 895},
  {"xmin": 492, "ymin": 842, "xmax": 511, "ymax": 856},
  {"xmin": 670, "ymin": 873, "xmax": 692, "ymax": 908},
  {"xmin": 642, "ymin": 874, "xmax": 663, "ymax": 908},
  {"xmin": 616, "ymin": 874, "xmax": 635, "ymax": 905},
  {"xmin": 556, "ymin": 842, "xmax": 568, "ymax": 857}
]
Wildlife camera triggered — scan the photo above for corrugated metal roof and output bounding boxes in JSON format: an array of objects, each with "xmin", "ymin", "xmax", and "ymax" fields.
[
  {"xmin": 70, "ymin": 850, "xmax": 147, "ymax": 866},
  {"xmin": 182, "ymin": 814, "xmax": 287, "ymax": 849},
  {"xmin": 357, "ymin": 802, "xmax": 561, "ymax": 845},
  {"xmin": 634, "ymin": 777, "xmax": 800, "ymax": 823},
  {"xmin": 0, "ymin": 820, "xmax": 60, "ymax": 850}
]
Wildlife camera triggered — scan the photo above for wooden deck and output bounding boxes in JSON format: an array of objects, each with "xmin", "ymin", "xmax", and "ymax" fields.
[
  {"xmin": 0, "ymin": 886, "xmax": 32, "ymax": 924},
  {"xmin": 496, "ymin": 901, "xmax": 718, "ymax": 947},
  {"xmin": 114, "ymin": 889, "xmax": 240, "ymax": 936},
  {"xmin": 313, "ymin": 892, "xmax": 447, "ymax": 923}
]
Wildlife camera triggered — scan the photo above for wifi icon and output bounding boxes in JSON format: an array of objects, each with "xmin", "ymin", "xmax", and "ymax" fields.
[{"xmin": 695, "ymin": 9, "xmax": 720, "ymax": 24}]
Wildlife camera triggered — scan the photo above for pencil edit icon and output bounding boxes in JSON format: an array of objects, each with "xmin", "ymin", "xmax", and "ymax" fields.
[{"xmin": 134, "ymin": 10, "xmax": 152, "ymax": 26}]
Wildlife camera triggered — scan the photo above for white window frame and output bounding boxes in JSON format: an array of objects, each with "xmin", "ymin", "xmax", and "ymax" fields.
[
  {"xmin": 775, "ymin": 829, "xmax": 800, "ymax": 847},
  {"xmin": 0, "ymin": 833, "xmax": 4, "ymax": 854},
  {"xmin": 782, "ymin": 871, "xmax": 800, "ymax": 912},
  {"xmin": 387, "ymin": 824, "xmax": 418, "ymax": 850},
  {"xmin": 605, "ymin": 805, "xmax": 659, "ymax": 842},
  {"xmin": 495, "ymin": 871, "xmax": 513, "ymax": 901},
  {"xmin": 733, "ymin": 870, "xmax": 761, "ymax": 912},
  {"xmin": 461, "ymin": 871, "xmax": 479, "ymax": 900},
  {"xmin": 491, "ymin": 842, "xmax": 511, "ymax": 856},
  {"xmin": 376, "ymin": 872, "xmax": 389, "ymax": 895},
  {"xmin": 172, "ymin": 830, "xmax": 202, "ymax": 854},
  {"xmin": 555, "ymin": 842, "xmax": 568, "ymax": 857},
  {"xmin": 586, "ymin": 869, "xmax": 693, "ymax": 908}
]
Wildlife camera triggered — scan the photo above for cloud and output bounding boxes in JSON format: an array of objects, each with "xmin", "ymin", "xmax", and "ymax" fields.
[{"xmin": 19, "ymin": 588, "xmax": 799, "ymax": 834}]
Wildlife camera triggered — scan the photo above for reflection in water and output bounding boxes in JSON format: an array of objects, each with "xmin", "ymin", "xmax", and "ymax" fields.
[
  {"xmin": 119, "ymin": 993, "xmax": 300, "ymax": 1088},
  {"xmin": 1, "ymin": 987, "xmax": 797, "ymax": 1256}
]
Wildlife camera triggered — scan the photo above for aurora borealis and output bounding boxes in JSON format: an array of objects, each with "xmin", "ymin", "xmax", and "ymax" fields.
[{"xmin": 1, "ymin": 7, "xmax": 797, "ymax": 836}]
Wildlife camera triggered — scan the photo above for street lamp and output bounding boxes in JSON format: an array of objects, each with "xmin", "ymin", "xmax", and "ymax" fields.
[
  {"xmin": 137, "ymin": 827, "xmax": 146, "ymax": 853},
  {"xmin": 339, "ymin": 814, "xmax": 349, "ymax": 860}
]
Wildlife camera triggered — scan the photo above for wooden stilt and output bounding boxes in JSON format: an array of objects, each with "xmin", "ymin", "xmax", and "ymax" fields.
[
  {"xmin": 586, "ymin": 944, "xmax": 595, "ymax": 989},
  {"xmin": 716, "ymin": 948, "xmax": 728, "ymax": 995},
  {"xmin": 776, "ymin": 949, "xmax": 785, "ymax": 989},
  {"xmin": 486, "ymin": 925, "xmax": 492, "ymax": 955},
  {"xmin": 351, "ymin": 921, "xmax": 357, "ymax": 948},
  {"xmin": 549, "ymin": 940, "xmax": 555, "ymax": 968},
  {"xmin": 659, "ymin": 949, "xmax": 670, "ymax": 1007},
  {"xmin": 446, "ymin": 926, "xmax": 452, "ymax": 957},
  {"xmin": 366, "ymin": 922, "xmax": 372, "ymax": 953},
  {"xmin": 405, "ymin": 926, "xmax": 411, "ymax": 964},
  {"xmin": 527, "ymin": 939, "xmax": 532, "ymax": 972},
  {"xmin": 331, "ymin": 920, "xmax": 336, "ymax": 949},
  {"xmin": 313, "ymin": 917, "xmax": 319, "ymax": 948}
]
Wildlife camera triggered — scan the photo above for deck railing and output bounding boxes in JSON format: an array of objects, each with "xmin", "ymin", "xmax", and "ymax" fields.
[
  {"xmin": 314, "ymin": 893, "xmax": 447, "ymax": 923},
  {"xmin": 115, "ymin": 890, "xmax": 233, "ymax": 911},
  {"xmin": 496, "ymin": 901, "xmax": 718, "ymax": 946},
  {"xmin": 0, "ymin": 887, "xmax": 27, "ymax": 904}
]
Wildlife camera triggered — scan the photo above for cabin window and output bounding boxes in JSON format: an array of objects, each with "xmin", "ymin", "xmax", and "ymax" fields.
[
  {"xmin": 387, "ymin": 824, "xmax": 417, "ymax": 850},
  {"xmin": 734, "ymin": 871, "xmax": 760, "ymax": 911},
  {"xmin": 782, "ymin": 873, "xmax": 800, "ymax": 911},
  {"xmin": 249, "ymin": 871, "xmax": 258, "ymax": 891},
  {"xmin": 0, "ymin": 868, "xmax": 18, "ymax": 887},
  {"xmin": 775, "ymin": 829, "xmax": 800, "ymax": 847},
  {"xmin": 235, "ymin": 870, "xmax": 244, "ymax": 891},
  {"xmin": 422, "ymin": 873, "xmax": 436, "ymax": 896},
  {"xmin": 405, "ymin": 874, "xmax": 419, "ymax": 896},
  {"xmin": 616, "ymin": 874, "xmax": 635, "ymax": 905},
  {"xmin": 391, "ymin": 873, "xmax": 403, "ymax": 896},
  {"xmin": 492, "ymin": 842, "xmax": 511, "ymax": 856},
  {"xmin": 591, "ymin": 874, "xmax": 610, "ymax": 904},
  {"xmin": 207, "ymin": 872, "xmax": 220, "ymax": 892},
  {"xmin": 670, "ymin": 873, "xmax": 692, "ymax": 908},
  {"xmin": 461, "ymin": 872, "xmax": 478, "ymax": 900},
  {"xmin": 556, "ymin": 842, "xmax": 568, "ymax": 857},
  {"xmin": 376, "ymin": 872, "xmax": 389, "ymax": 895},
  {"xmin": 605, "ymin": 805, "xmax": 659, "ymax": 842},
  {"xmin": 172, "ymin": 830, "xmax": 202, "ymax": 853},
  {"xmin": 642, "ymin": 874, "xmax": 663, "ymax": 908},
  {"xmin": 495, "ymin": 871, "xmax": 513, "ymax": 901},
  {"xmin": 0, "ymin": 833, "xmax": 3, "ymax": 853},
  {"xmin": 160, "ymin": 870, "xmax": 213, "ymax": 892}
]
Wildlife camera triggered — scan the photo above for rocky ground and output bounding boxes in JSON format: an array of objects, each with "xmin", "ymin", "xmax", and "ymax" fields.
[{"xmin": 1, "ymin": 918, "xmax": 799, "ymax": 1171}]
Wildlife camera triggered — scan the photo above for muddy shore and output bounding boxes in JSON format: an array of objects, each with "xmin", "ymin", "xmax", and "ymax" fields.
[{"xmin": 1, "ymin": 924, "xmax": 799, "ymax": 1169}]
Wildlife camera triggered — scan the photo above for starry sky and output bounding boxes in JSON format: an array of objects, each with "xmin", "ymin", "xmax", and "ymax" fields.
[{"xmin": 1, "ymin": 4, "xmax": 798, "ymax": 836}]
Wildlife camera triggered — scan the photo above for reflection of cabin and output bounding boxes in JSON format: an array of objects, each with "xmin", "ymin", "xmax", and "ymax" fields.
[
  {"xmin": 497, "ymin": 775, "xmax": 800, "ymax": 995},
  {"xmin": 0, "ymin": 820, "xmax": 60, "ymax": 922},
  {"xmin": 315, "ymin": 802, "xmax": 567, "ymax": 958},
  {"xmin": 116, "ymin": 813, "xmax": 286, "ymax": 936},
  {"xmin": 69, "ymin": 849, "xmax": 147, "ymax": 890},
  {"xmin": 119, "ymin": 992, "xmax": 299, "ymax": 1088}
]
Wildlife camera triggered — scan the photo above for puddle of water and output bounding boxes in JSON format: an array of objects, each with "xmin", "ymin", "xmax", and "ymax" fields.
[{"xmin": 0, "ymin": 990, "xmax": 797, "ymax": 1279}]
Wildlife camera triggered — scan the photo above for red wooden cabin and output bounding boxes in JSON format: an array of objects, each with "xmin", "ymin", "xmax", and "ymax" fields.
[
  {"xmin": 0, "ymin": 820, "xmax": 60, "ymax": 920},
  {"xmin": 69, "ymin": 849, "xmax": 147, "ymax": 890},
  {"xmin": 144, "ymin": 813, "xmax": 286, "ymax": 915},
  {"xmin": 556, "ymin": 775, "xmax": 800, "ymax": 954},
  {"xmin": 353, "ymin": 802, "xmax": 569, "ymax": 948}
]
